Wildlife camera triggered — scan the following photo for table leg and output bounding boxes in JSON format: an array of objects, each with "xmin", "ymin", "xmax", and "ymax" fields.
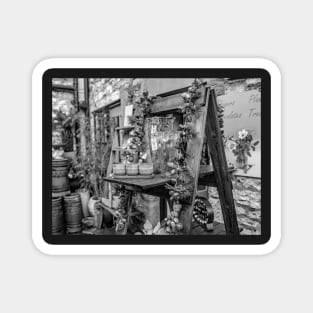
[
  {"xmin": 160, "ymin": 197, "xmax": 167, "ymax": 221},
  {"xmin": 123, "ymin": 191, "xmax": 133, "ymax": 235}
]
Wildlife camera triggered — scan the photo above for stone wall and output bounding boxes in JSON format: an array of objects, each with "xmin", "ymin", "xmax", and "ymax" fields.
[{"xmin": 208, "ymin": 177, "xmax": 261, "ymax": 235}]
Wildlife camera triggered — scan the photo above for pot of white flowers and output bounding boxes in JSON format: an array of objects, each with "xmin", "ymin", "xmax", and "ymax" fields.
[{"xmin": 228, "ymin": 129, "xmax": 259, "ymax": 172}]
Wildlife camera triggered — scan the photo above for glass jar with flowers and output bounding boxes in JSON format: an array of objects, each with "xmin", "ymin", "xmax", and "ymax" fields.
[{"xmin": 228, "ymin": 129, "xmax": 259, "ymax": 172}]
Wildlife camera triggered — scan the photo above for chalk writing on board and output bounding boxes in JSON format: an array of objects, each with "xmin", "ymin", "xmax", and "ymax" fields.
[
  {"xmin": 217, "ymin": 89, "xmax": 261, "ymax": 178},
  {"xmin": 248, "ymin": 108, "xmax": 261, "ymax": 118}
]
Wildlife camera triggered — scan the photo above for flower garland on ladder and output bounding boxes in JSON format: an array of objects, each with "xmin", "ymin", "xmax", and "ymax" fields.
[
  {"xmin": 116, "ymin": 89, "xmax": 155, "ymax": 233},
  {"xmin": 121, "ymin": 90, "xmax": 155, "ymax": 163},
  {"xmin": 163, "ymin": 79, "xmax": 205, "ymax": 234}
]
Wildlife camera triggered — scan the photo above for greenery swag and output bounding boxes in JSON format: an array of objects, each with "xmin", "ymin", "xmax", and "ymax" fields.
[{"xmin": 163, "ymin": 79, "xmax": 205, "ymax": 234}]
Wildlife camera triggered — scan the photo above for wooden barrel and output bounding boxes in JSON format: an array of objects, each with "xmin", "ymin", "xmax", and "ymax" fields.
[
  {"xmin": 52, "ymin": 197, "xmax": 64, "ymax": 235},
  {"xmin": 52, "ymin": 158, "xmax": 70, "ymax": 197},
  {"xmin": 64, "ymin": 194, "xmax": 82, "ymax": 234}
]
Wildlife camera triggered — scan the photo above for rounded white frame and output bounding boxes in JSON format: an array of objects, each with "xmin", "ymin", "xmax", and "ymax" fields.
[{"xmin": 32, "ymin": 58, "xmax": 281, "ymax": 255}]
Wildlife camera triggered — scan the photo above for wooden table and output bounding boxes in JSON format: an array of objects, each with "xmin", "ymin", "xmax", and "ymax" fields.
[
  {"xmin": 103, "ymin": 174, "xmax": 172, "ymax": 222},
  {"xmin": 103, "ymin": 174, "xmax": 171, "ymax": 192},
  {"xmin": 103, "ymin": 167, "xmax": 230, "ymax": 195},
  {"xmin": 103, "ymin": 168, "xmax": 233, "ymax": 233}
]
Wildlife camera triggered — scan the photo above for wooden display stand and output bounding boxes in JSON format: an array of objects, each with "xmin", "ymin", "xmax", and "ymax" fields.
[{"xmin": 104, "ymin": 85, "xmax": 239, "ymax": 235}]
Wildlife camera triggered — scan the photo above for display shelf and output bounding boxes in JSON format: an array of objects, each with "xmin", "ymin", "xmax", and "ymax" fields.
[
  {"xmin": 103, "ymin": 174, "xmax": 170, "ymax": 191},
  {"xmin": 111, "ymin": 174, "xmax": 155, "ymax": 179}
]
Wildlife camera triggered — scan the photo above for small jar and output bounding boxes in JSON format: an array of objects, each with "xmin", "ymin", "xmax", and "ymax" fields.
[
  {"xmin": 113, "ymin": 163, "xmax": 126, "ymax": 175},
  {"xmin": 139, "ymin": 163, "xmax": 153, "ymax": 175},
  {"xmin": 126, "ymin": 163, "xmax": 139, "ymax": 176}
]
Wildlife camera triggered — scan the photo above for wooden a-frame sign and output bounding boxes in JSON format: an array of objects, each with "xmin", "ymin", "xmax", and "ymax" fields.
[
  {"xmin": 150, "ymin": 85, "xmax": 239, "ymax": 234},
  {"xmin": 105, "ymin": 84, "xmax": 239, "ymax": 235}
]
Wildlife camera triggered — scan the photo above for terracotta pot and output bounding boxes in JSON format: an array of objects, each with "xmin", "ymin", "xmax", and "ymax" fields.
[
  {"xmin": 78, "ymin": 190, "xmax": 90, "ymax": 217},
  {"xmin": 63, "ymin": 193, "xmax": 82, "ymax": 234},
  {"xmin": 113, "ymin": 163, "xmax": 126, "ymax": 175},
  {"xmin": 52, "ymin": 197, "xmax": 64, "ymax": 235},
  {"xmin": 82, "ymin": 217, "xmax": 95, "ymax": 228},
  {"xmin": 52, "ymin": 158, "xmax": 69, "ymax": 196},
  {"xmin": 88, "ymin": 196, "xmax": 101, "ymax": 216},
  {"xmin": 126, "ymin": 163, "xmax": 139, "ymax": 176},
  {"xmin": 139, "ymin": 163, "xmax": 153, "ymax": 175}
]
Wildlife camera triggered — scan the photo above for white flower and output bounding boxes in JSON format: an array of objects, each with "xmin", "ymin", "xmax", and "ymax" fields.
[
  {"xmin": 238, "ymin": 129, "xmax": 248, "ymax": 139},
  {"xmin": 182, "ymin": 92, "xmax": 191, "ymax": 100},
  {"xmin": 227, "ymin": 140, "xmax": 237, "ymax": 151}
]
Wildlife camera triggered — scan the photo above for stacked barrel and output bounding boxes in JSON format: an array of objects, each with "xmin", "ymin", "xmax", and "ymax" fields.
[
  {"xmin": 52, "ymin": 197, "xmax": 64, "ymax": 235},
  {"xmin": 52, "ymin": 159, "xmax": 70, "ymax": 198},
  {"xmin": 52, "ymin": 158, "xmax": 82, "ymax": 235},
  {"xmin": 63, "ymin": 194, "xmax": 82, "ymax": 234}
]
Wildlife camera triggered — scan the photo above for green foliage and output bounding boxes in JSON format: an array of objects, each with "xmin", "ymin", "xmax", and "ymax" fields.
[
  {"xmin": 69, "ymin": 112, "xmax": 112, "ymax": 197},
  {"xmin": 122, "ymin": 89, "xmax": 155, "ymax": 163},
  {"xmin": 162, "ymin": 79, "xmax": 204, "ymax": 234},
  {"xmin": 228, "ymin": 129, "xmax": 259, "ymax": 166}
]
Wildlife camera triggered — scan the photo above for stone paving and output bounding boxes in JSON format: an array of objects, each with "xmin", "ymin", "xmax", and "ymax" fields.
[{"xmin": 208, "ymin": 177, "xmax": 261, "ymax": 235}]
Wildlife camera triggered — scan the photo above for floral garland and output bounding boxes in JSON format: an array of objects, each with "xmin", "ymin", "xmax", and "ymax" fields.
[
  {"xmin": 115, "ymin": 90, "xmax": 155, "ymax": 233},
  {"xmin": 217, "ymin": 103, "xmax": 225, "ymax": 137},
  {"xmin": 115, "ymin": 185, "xmax": 130, "ymax": 232},
  {"xmin": 122, "ymin": 90, "xmax": 155, "ymax": 163},
  {"xmin": 163, "ymin": 79, "xmax": 205, "ymax": 234}
]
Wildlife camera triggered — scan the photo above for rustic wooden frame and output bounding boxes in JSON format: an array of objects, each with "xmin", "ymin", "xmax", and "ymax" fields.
[{"xmin": 105, "ymin": 85, "xmax": 239, "ymax": 235}]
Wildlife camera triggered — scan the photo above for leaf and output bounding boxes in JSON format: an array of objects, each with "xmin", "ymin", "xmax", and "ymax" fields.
[
  {"xmin": 253, "ymin": 141, "xmax": 259, "ymax": 146},
  {"xmin": 153, "ymin": 222, "xmax": 161, "ymax": 234},
  {"xmin": 143, "ymin": 220, "xmax": 153, "ymax": 235}
]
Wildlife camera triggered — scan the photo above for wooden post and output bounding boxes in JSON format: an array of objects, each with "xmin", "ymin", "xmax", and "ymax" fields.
[
  {"xmin": 206, "ymin": 88, "xmax": 239, "ymax": 235},
  {"xmin": 179, "ymin": 94, "xmax": 209, "ymax": 233}
]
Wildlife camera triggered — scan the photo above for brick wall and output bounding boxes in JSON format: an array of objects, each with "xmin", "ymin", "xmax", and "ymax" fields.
[{"xmin": 209, "ymin": 177, "xmax": 261, "ymax": 234}]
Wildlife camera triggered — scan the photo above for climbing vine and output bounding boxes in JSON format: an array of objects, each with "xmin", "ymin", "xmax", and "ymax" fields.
[
  {"xmin": 122, "ymin": 90, "xmax": 155, "ymax": 163},
  {"xmin": 116, "ymin": 89, "xmax": 156, "ymax": 233},
  {"xmin": 115, "ymin": 185, "xmax": 130, "ymax": 232},
  {"xmin": 162, "ymin": 79, "xmax": 205, "ymax": 234}
]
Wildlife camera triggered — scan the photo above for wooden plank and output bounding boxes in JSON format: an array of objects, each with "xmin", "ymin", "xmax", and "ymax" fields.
[
  {"xmin": 179, "ymin": 87, "xmax": 209, "ymax": 233},
  {"xmin": 206, "ymin": 88, "xmax": 239, "ymax": 235},
  {"xmin": 151, "ymin": 91, "xmax": 205, "ymax": 114},
  {"xmin": 123, "ymin": 191, "xmax": 133, "ymax": 235},
  {"xmin": 115, "ymin": 126, "xmax": 134, "ymax": 131},
  {"xmin": 159, "ymin": 197, "xmax": 167, "ymax": 221},
  {"xmin": 106, "ymin": 117, "xmax": 119, "ymax": 177},
  {"xmin": 198, "ymin": 168, "xmax": 236, "ymax": 187},
  {"xmin": 103, "ymin": 174, "xmax": 170, "ymax": 190}
]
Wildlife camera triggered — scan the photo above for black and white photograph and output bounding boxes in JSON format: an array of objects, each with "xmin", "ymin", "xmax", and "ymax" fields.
[
  {"xmin": 51, "ymin": 77, "xmax": 262, "ymax": 237},
  {"xmin": 5, "ymin": 0, "xmax": 313, "ymax": 310}
]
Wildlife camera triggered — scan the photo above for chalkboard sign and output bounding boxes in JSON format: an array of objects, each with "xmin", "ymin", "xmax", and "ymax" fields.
[{"xmin": 218, "ymin": 89, "xmax": 261, "ymax": 178}]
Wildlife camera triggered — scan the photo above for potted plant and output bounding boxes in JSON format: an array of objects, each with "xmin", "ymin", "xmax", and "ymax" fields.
[
  {"xmin": 69, "ymin": 155, "xmax": 91, "ymax": 218},
  {"xmin": 72, "ymin": 114, "xmax": 111, "ymax": 218},
  {"xmin": 227, "ymin": 129, "xmax": 259, "ymax": 172},
  {"xmin": 119, "ymin": 89, "xmax": 155, "ymax": 176}
]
